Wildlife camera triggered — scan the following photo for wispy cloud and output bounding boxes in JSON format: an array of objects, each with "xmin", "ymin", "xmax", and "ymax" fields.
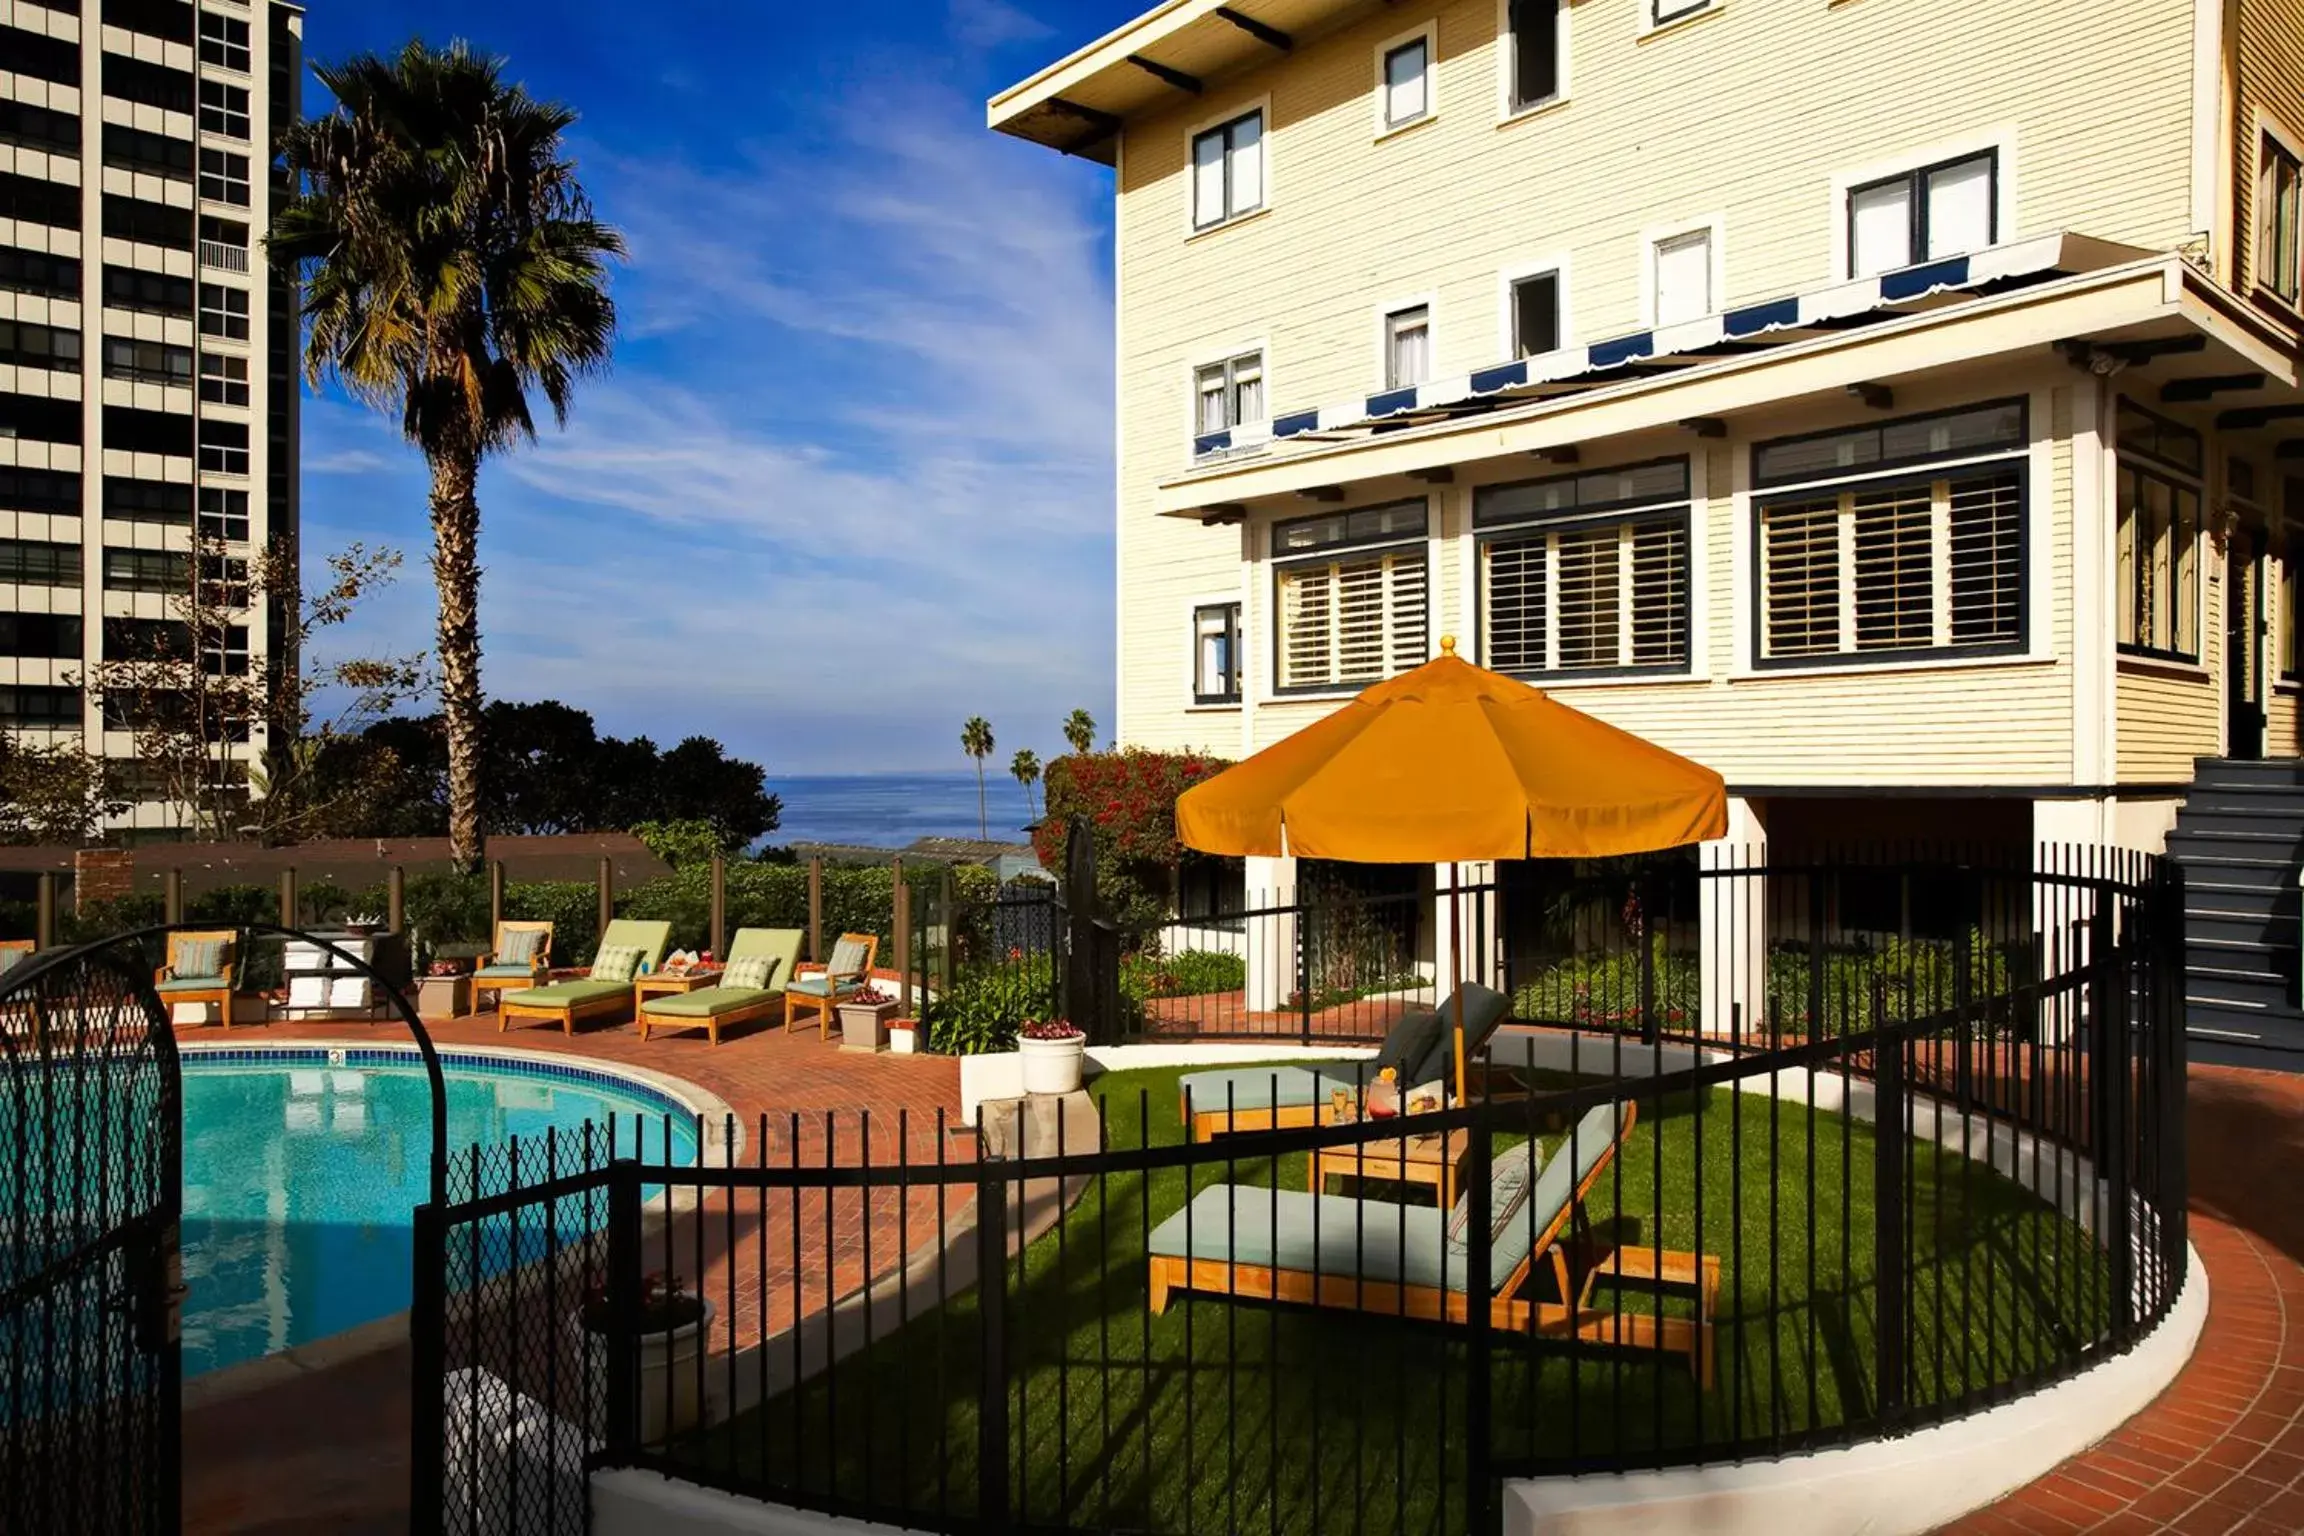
[
  {"xmin": 306, "ymin": 447, "xmax": 393, "ymax": 475},
  {"xmin": 946, "ymin": 0, "xmax": 1055, "ymax": 52}
]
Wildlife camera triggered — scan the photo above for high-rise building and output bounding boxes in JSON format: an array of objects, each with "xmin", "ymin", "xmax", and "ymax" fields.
[{"xmin": 1, "ymin": 0, "xmax": 301, "ymax": 835}]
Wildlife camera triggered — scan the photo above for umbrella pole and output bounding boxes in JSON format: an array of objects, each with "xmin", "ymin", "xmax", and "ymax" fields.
[{"xmin": 1449, "ymin": 861, "xmax": 1466, "ymax": 1106}]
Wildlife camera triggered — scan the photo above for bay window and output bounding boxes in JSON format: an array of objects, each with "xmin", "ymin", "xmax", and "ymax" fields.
[
  {"xmin": 1478, "ymin": 459, "xmax": 1690, "ymax": 676},
  {"xmin": 1754, "ymin": 400, "xmax": 2028, "ymax": 665},
  {"xmin": 1274, "ymin": 501, "xmax": 1428, "ymax": 692}
]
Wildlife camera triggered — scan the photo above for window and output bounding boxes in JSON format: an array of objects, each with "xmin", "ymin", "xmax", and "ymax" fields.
[
  {"xmin": 102, "ymin": 336, "xmax": 193, "ymax": 386},
  {"xmin": 199, "ymin": 214, "xmax": 248, "ymax": 248},
  {"xmin": 0, "ymin": 538, "xmax": 83, "ymax": 586},
  {"xmin": 0, "ymin": 392, "xmax": 83, "ymax": 445},
  {"xmin": 1505, "ymin": 0, "xmax": 1561, "ymax": 112},
  {"xmin": 2260, "ymin": 131, "xmax": 2302, "ymax": 305},
  {"xmin": 199, "ymin": 551, "xmax": 248, "ymax": 607},
  {"xmin": 2285, "ymin": 481, "xmax": 2304, "ymax": 681},
  {"xmin": 1510, "ymin": 270, "xmax": 1561, "ymax": 359},
  {"xmin": 1, "ymin": 24, "xmax": 80, "ymax": 87},
  {"xmin": 1847, "ymin": 151, "xmax": 1998, "ymax": 278},
  {"xmin": 104, "ymin": 193, "xmax": 194, "ymax": 248},
  {"xmin": 198, "ymin": 11, "xmax": 249, "ymax": 72},
  {"xmin": 1384, "ymin": 305, "xmax": 1430, "ymax": 390},
  {"xmin": 104, "ymin": 266, "xmax": 195, "ymax": 316},
  {"xmin": 1651, "ymin": 227, "xmax": 1713, "ymax": 326},
  {"xmin": 0, "ymin": 320, "xmax": 81, "ymax": 374},
  {"xmin": 103, "ymin": 123, "xmax": 195, "ymax": 181},
  {"xmin": 1753, "ymin": 400, "xmax": 2028, "ymax": 666},
  {"xmin": 199, "ymin": 283, "xmax": 249, "ymax": 340},
  {"xmin": 0, "ymin": 611, "xmax": 84, "ymax": 660},
  {"xmin": 103, "ymin": 53, "xmax": 195, "ymax": 115},
  {"xmin": 198, "ymin": 417, "xmax": 249, "ymax": 475},
  {"xmin": 2114, "ymin": 399, "xmax": 2206, "ymax": 661},
  {"xmin": 1193, "ymin": 602, "xmax": 1242, "ymax": 704},
  {"xmin": 104, "ymin": 546, "xmax": 189, "ymax": 593},
  {"xmin": 199, "ymin": 353, "xmax": 248, "ymax": 406},
  {"xmin": 105, "ymin": 476, "xmax": 193, "ymax": 523},
  {"xmin": 1273, "ymin": 501, "xmax": 1429, "ymax": 692},
  {"xmin": 0, "ymin": 468, "xmax": 82, "ymax": 516},
  {"xmin": 1190, "ymin": 110, "xmax": 1263, "ymax": 230},
  {"xmin": 103, "ymin": 404, "xmax": 193, "ymax": 456},
  {"xmin": 1649, "ymin": 0, "xmax": 1712, "ymax": 25},
  {"xmin": 198, "ymin": 486, "xmax": 248, "ymax": 542},
  {"xmin": 1, "ymin": 247, "xmax": 82, "ymax": 302},
  {"xmin": 198, "ymin": 147, "xmax": 249, "ymax": 207},
  {"xmin": 0, "ymin": 171, "xmax": 82, "ymax": 232},
  {"xmin": 105, "ymin": 0, "xmax": 195, "ymax": 44},
  {"xmin": 0, "ymin": 99, "xmax": 81, "ymax": 156},
  {"xmin": 1478, "ymin": 460, "xmax": 1689, "ymax": 675},
  {"xmin": 1194, "ymin": 350, "xmax": 1264, "ymax": 440},
  {"xmin": 202, "ymin": 622, "xmax": 249, "ymax": 676},
  {"xmin": 0, "ymin": 686, "xmax": 83, "ymax": 728},
  {"xmin": 198, "ymin": 79, "xmax": 249, "ymax": 139},
  {"xmin": 1380, "ymin": 34, "xmax": 1431, "ymax": 130},
  {"xmin": 104, "ymin": 616, "xmax": 192, "ymax": 660}
]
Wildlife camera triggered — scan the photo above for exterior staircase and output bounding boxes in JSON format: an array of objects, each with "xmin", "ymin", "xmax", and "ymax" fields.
[{"xmin": 2168, "ymin": 757, "xmax": 2304, "ymax": 1071}]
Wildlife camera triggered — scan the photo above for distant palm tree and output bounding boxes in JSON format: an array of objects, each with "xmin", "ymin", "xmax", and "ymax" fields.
[
  {"xmin": 1062, "ymin": 708, "xmax": 1096, "ymax": 756},
  {"xmin": 961, "ymin": 717, "xmax": 995, "ymax": 838},
  {"xmin": 270, "ymin": 41, "xmax": 623, "ymax": 869},
  {"xmin": 1010, "ymin": 748, "xmax": 1041, "ymax": 821}
]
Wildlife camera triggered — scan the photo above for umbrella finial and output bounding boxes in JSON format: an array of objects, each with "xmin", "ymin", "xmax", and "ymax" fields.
[{"xmin": 1439, "ymin": 634, "xmax": 1458, "ymax": 657}]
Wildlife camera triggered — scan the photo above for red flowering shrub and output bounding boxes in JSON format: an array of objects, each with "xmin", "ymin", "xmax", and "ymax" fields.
[{"xmin": 1036, "ymin": 748, "xmax": 1231, "ymax": 929}]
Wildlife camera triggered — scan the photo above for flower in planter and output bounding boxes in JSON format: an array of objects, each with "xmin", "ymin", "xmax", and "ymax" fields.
[
  {"xmin": 1020, "ymin": 1019, "xmax": 1085, "ymax": 1041},
  {"xmin": 579, "ymin": 1270, "xmax": 706, "ymax": 1334}
]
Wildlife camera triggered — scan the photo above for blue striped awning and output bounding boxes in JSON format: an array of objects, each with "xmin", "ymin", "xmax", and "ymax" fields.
[{"xmin": 1191, "ymin": 235, "xmax": 2082, "ymax": 460}]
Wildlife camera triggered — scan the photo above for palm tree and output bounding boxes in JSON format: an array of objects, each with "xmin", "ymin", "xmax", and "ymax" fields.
[
  {"xmin": 1062, "ymin": 708, "xmax": 1096, "ymax": 757},
  {"xmin": 269, "ymin": 41, "xmax": 624, "ymax": 869},
  {"xmin": 961, "ymin": 717, "xmax": 995, "ymax": 838},
  {"xmin": 1010, "ymin": 748, "xmax": 1041, "ymax": 821}
]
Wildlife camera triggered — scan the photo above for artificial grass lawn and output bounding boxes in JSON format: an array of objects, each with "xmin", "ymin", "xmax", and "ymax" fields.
[{"xmin": 678, "ymin": 1063, "xmax": 2111, "ymax": 1534}]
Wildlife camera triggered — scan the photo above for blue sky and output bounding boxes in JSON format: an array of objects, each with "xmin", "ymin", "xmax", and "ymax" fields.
[{"xmin": 298, "ymin": 0, "xmax": 1141, "ymax": 773}]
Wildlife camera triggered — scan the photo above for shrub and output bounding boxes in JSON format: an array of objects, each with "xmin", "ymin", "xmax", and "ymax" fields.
[
  {"xmin": 1035, "ymin": 748, "xmax": 1230, "ymax": 930},
  {"xmin": 926, "ymin": 952, "xmax": 1055, "ymax": 1056},
  {"xmin": 1121, "ymin": 948, "xmax": 1244, "ymax": 999},
  {"xmin": 1511, "ymin": 942, "xmax": 1701, "ymax": 1032}
]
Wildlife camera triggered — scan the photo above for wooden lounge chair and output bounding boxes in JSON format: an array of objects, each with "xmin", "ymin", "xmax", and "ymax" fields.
[
  {"xmin": 637, "ymin": 927, "xmax": 804, "ymax": 1045},
  {"xmin": 782, "ymin": 931, "xmax": 879, "ymax": 1038},
  {"xmin": 497, "ymin": 920, "xmax": 671, "ymax": 1035},
  {"xmin": 471, "ymin": 920, "xmax": 553, "ymax": 1013},
  {"xmin": 154, "ymin": 930, "xmax": 239, "ymax": 1027},
  {"xmin": 1147, "ymin": 1099, "xmax": 1720, "ymax": 1385},
  {"xmin": 1180, "ymin": 984, "xmax": 1511, "ymax": 1142}
]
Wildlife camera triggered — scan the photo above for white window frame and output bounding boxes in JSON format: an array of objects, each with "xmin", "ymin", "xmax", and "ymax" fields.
[
  {"xmin": 2253, "ymin": 110, "xmax": 2304, "ymax": 310},
  {"xmin": 1270, "ymin": 501, "xmax": 1432, "ymax": 696},
  {"xmin": 1640, "ymin": 0, "xmax": 1716, "ymax": 36},
  {"xmin": 1640, "ymin": 216, "xmax": 1723, "ymax": 330},
  {"xmin": 1829, "ymin": 128, "xmax": 2017, "ymax": 283},
  {"xmin": 1496, "ymin": 0, "xmax": 1570, "ymax": 121},
  {"xmin": 1187, "ymin": 597, "xmax": 1244, "ymax": 707},
  {"xmin": 1497, "ymin": 253, "xmax": 1573, "ymax": 362},
  {"xmin": 1377, "ymin": 295, "xmax": 1435, "ymax": 391},
  {"xmin": 1186, "ymin": 337, "xmax": 1269, "ymax": 451},
  {"xmin": 1373, "ymin": 21, "xmax": 1438, "ymax": 137},
  {"xmin": 1186, "ymin": 99, "xmax": 1270, "ymax": 235}
]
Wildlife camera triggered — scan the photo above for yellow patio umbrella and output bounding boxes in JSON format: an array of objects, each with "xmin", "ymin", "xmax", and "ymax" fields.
[{"xmin": 1177, "ymin": 636, "xmax": 1727, "ymax": 1098}]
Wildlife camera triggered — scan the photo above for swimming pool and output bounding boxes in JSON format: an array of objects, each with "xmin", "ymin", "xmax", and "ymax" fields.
[{"xmin": 180, "ymin": 1047, "xmax": 703, "ymax": 1378}]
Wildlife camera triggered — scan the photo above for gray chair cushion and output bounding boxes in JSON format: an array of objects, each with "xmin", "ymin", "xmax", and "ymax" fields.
[
  {"xmin": 1178, "ymin": 1063, "xmax": 1382, "ymax": 1115},
  {"xmin": 1371, "ymin": 1008, "xmax": 1443, "ymax": 1081},
  {"xmin": 827, "ymin": 936, "xmax": 872, "ymax": 977},
  {"xmin": 174, "ymin": 937, "xmax": 226, "ymax": 978},
  {"xmin": 1149, "ymin": 1186, "xmax": 1474, "ymax": 1293},
  {"xmin": 157, "ymin": 974, "xmax": 228, "ymax": 994},
  {"xmin": 497, "ymin": 928, "xmax": 546, "ymax": 964},
  {"xmin": 473, "ymin": 963, "xmax": 538, "ymax": 980},
  {"xmin": 0, "ymin": 947, "xmax": 26, "ymax": 975},
  {"xmin": 1491, "ymin": 1102, "xmax": 1627, "ymax": 1286},
  {"xmin": 1407, "ymin": 984, "xmax": 1512, "ymax": 1087},
  {"xmin": 1444, "ymin": 1140, "xmax": 1545, "ymax": 1291}
]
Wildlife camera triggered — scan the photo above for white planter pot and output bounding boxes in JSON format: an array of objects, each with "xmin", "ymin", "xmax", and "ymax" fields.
[
  {"xmin": 575, "ymin": 1297, "xmax": 714, "ymax": 1446},
  {"xmin": 889, "ymin": 1023, "xmax": 919, "ymax": 1055},
  {"xmin": 1019, "ymin": 1034, "xmax": 1086, "ymax": 1095}
]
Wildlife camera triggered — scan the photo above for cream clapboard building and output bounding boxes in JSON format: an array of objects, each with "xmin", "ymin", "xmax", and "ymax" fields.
[{"xmin": 992, "ymin": 0, "xmax": 2304, "ymax": 1063}]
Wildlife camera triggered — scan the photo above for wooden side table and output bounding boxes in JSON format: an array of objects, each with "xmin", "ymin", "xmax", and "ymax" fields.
[
  {"xmin": 1310, "ymin": 1126, "xmax": 1472, "ymax": 1208},
  {"xmin": 632, "ymin": 969, "xmax": 723, "ymax": 1013}
]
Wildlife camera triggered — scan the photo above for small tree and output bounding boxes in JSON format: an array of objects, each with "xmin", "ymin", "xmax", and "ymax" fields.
[
  {"xmin": 1009, "ymin": 748, "xmax": 1041, "ymax": 821},
  {"xmin": 1062, "ymin": 708, "xmax": 1096, "ymax": 756},
  {"xmin": 961, "ymin": 717, "xmax": 995, "ymax": 839},
  {"xmin": 87, "ymin": 540, "xmax": 425, "ymax": 841},
  {"xmin": 0, "ymin": 737, "xmax": 129, "ymax": 844},
  {"xmin": 1035, "ymin": 748, "xmax": 1230, "ymax": 929}
]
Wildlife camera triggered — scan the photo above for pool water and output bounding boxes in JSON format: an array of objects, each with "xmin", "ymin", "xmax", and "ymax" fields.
[{"xmin": 180, "ymin": 1052, "xmax": 699, "ymax": 1377}]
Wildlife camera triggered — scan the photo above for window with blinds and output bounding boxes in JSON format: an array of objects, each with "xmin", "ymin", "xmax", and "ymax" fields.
[
  {"xmin": 1476, "ymin": 459, "xmax": 1690, "ymax": 676},
  {"xmin": 2115, "ymin": 461, "xmax": 2201, "ymax": 660},
  {"xmin": 1273, "ymin": 500, "xmax": 1429, "ymax": 692},
  {"xmin": 1753, "ymin": 402, "xmax": 2027, "ymax": 665}
]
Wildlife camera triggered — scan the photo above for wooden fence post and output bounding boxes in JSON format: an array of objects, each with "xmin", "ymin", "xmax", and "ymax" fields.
[
  {"xmin": 278, "ymin": 868, "xmax": 297, "ymax": 928},
  {"xmin": 1062, "ymin": 815, "xmax": 1098, "ymax": 1036},
  {"xmin": 807, "ymin": 858, "xmax": 823, "ymax": 963},
  {"xmin": 386, "ymin": 866, "xmax": 406, "ymax": 935},
  {"xmin": 35, "ymin": 873, "xmax": 55, "ymax": 949},
  {"xmin": 596, "ymin": 856, "xmax": 613, "ymax": 949},
  {"xmin": 709, "ymin": 854, "xmax": 727, "ymax": 959},
  {"xmin": 164, "ymin": 868, "xmax": 183, "ymax": 926},
  {"xmin": 894, "ymin": 874, "xmax": 913, "ymax": 1016}
]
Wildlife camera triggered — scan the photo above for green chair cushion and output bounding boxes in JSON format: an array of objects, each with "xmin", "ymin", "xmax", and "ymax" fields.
[
  {"xmin": 503, "ymin": 980, "xmax": 629, "ymax": 1008},
  {"xmin": 157, "ymin": 974, "xmax": 228, "ymax": 994},
  {"xmin": 591, "ymin": 945, "xmax": 644, "ymax": 983},
  {"xmin": 723, "ymin": 954, "xmax": 778, "ymax": 991},
  {"xmin": 644, "ymin": 986, "xmax": 776, "ymax": 1019},
  {"xmin": 596, "ymin": 919, "xmax": 672, "ymax": 969}
]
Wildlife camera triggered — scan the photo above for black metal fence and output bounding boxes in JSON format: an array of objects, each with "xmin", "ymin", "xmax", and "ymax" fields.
[{"xmin": 412, "ymin": 847, "xmax": 2188, "ymax": 1536}]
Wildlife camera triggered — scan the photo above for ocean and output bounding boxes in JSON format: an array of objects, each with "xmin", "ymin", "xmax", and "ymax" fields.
[{"xmin": 765, "ymin": 771, "xmax": 1038, "ymax": 851}]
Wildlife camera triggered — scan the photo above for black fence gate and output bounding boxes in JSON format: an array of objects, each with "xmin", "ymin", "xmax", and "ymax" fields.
[{"xmin": 0, "ymin": 942, "xmax": 183, "ymax": 1536}]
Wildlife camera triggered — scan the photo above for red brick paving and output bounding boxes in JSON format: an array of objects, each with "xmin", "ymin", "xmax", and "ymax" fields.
[
  {"xmin": 180, "ymin": 1004, "xmax": 970, "ymax": 1534},
  {"xmin": 1944, "ymin": 1065, "xmax": 2304, "ymax": 1534}
]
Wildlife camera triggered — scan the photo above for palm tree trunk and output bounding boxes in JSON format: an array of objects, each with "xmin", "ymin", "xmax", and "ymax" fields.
[
  {"xmin": 975, "ymin": 760, "xmax": 987, "ymax": 839},
  {"xmin": 428, "ymin": 447, "xmax": 486, "ymax": 870}
]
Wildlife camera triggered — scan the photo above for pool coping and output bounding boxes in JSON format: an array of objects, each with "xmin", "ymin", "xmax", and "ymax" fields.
[{"xmin": 178, "ymin": 1040, "xmax": 738, "ymax": 1411}]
